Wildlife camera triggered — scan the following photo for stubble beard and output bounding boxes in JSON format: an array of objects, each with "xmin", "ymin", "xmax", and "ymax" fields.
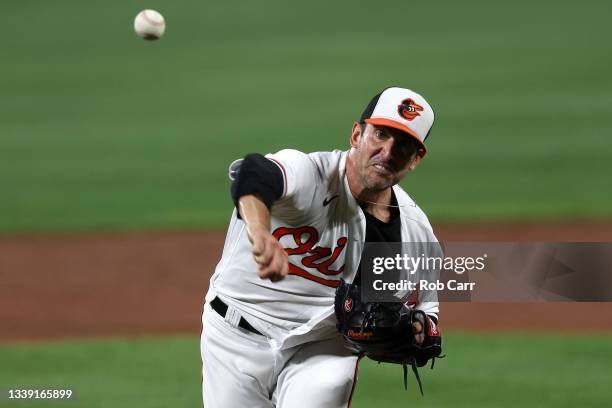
[{"xmin": 361, "ymin": 162, "xmax": 396, "ymax": 192}]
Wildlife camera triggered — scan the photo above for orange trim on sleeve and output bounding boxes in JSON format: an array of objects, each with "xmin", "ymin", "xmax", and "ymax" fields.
[{"xmin": 268, "ymin": 157, "xmax": 288, "ymax": 197}]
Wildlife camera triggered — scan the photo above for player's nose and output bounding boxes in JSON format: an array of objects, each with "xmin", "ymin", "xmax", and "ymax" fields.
[{"xmin": 379, "ymin": 137, "xmax": 396, "ymax": 162}]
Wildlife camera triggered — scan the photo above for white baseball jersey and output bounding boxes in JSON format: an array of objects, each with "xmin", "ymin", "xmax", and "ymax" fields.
[{"xmin": 205, "ymin": 149, "xmax": 439, "ymax": 350}]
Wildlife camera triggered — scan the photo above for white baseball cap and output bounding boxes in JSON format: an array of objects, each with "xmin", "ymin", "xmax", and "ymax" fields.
[{"xmin": 359, "ymin": 87, "xmax": 435, "ymax": 156}]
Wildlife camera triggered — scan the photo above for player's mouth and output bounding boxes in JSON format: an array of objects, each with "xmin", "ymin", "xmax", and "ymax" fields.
[{"xmin": 371, "ymin": 162, "xmax": 395, "ymax": 175}]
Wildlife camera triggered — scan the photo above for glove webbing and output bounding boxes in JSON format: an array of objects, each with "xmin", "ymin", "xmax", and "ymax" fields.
[
  {"xmin": 401, "ymin": 354, "xmax": 446, "ymax": 396},
  {"xmin": 403, "ymin": 359, "xmax": 424, "ymax": 396}
]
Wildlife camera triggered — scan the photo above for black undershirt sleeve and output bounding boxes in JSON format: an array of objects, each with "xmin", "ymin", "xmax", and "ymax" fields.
[{"xmin": 230, "ymin": 153, "xmax": 284, "ymax": 216}]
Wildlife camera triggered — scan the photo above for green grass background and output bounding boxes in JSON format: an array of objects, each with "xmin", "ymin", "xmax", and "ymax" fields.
[
  {"xmin": 1, "ymin": 333, "xmax": 611, "ymax": 407},
  {"xmin": 1, "ymin": 0, "xmax": 611, "ymax": 233},
  {"xmin": 2, "ymin": 2, "xmax": 611, "ymax": 406}
]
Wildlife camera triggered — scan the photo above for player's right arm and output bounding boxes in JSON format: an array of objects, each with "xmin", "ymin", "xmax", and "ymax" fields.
[
  {"xmin": 238, "ymin": 194, "xmax": 288, "ymax": 282},
  {"xmin": 230, "ymin": 150, "xmax": 317, "ymax": 210},
  {"xmin": 230, "ymin": 151, "xmax": 316, "ymax": 282}
]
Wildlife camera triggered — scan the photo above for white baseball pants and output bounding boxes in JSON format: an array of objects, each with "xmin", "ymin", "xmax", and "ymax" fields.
[{"xmin": 201, "ymin": 303, "xmax": 361, "ymax": 408}]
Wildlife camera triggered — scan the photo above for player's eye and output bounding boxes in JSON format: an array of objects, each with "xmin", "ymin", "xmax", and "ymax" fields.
[{"xmin": 374, "ymin": 129, "xmax": 387, "ymax": 140}]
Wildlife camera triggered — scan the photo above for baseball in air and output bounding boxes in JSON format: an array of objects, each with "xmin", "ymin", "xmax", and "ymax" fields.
[{"xmin": 134, "ymin": 9, "xmax": 166, "ymax": 40}]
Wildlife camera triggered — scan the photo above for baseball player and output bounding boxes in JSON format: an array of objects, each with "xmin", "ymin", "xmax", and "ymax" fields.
[{"xmin": 201, "ymin": 87, "xmax": 441, "ymax": 407}]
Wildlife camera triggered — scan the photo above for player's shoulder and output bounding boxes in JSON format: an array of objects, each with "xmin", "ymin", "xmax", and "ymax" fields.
[
  {"xmin": 306, "ymin": 149, "xmax": 344, "ymax": 164},
  {"xmin": 393, "ymin": 185, "xmax": 436, "ymax": 235},
  {"xmin": 307, "ymin": 150, "xmax": 345, "ymax": 176},
  {"xmin": 271, "ymin": 148, "xmax": 342, "ymax": 162},
  {"xmin": 266, "ymin": 148, "xmax": 312, "ymax": 167},
  {"xmin": 269, "ymin": 149, "xmax": 344, "ymax": 177}
]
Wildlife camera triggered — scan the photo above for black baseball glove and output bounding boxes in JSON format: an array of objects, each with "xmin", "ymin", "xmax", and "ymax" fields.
[{"xmin": 334, "ymin": 279, "xmax": 443, "ymax": 394}]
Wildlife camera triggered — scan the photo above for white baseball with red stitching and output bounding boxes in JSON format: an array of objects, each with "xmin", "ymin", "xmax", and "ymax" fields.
[{"xmin": 134, "ymin": 9, "xmax": 166, "ymax": 40}]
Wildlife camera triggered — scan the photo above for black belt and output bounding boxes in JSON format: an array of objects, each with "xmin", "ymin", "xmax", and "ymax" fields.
[{"xmin": 210, "ymin": 297, "xmax": 262, "ymax": 335}]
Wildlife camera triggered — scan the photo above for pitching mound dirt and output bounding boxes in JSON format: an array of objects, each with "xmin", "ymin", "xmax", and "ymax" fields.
[{"xmin": 1, "ymin": 222, "xmax": 611, "ymax": 342}]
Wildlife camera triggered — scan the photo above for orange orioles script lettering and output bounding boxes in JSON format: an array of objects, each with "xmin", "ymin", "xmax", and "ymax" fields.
[{"xmin": 273, "ymin": 226, "xmax": 347, "ymax": 287}]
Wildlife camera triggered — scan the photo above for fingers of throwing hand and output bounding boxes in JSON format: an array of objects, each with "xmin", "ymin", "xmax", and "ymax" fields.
[
  {"xmin": 252, "ymin": 233, "xmax": 273, "ymax": 265},
  {"xmin": 253, "ymin": 246, "xmax": 272, "ymax": 266},
  {"xmin": 267, "ymin": 250, "xmax": 289, "ymax": 282},
  {"xmin": 256, "ymin": 239, "xmax": 288, "ymax": 282}
]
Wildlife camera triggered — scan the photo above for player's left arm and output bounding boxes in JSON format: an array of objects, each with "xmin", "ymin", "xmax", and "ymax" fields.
[
  {"xmin": 412, "ymin": 298, "xmax": 440, "ymax": 346},
  {"xmin": 413, "ymin": 236, "xmax": 442, "ymax": 346},
  {"xmin": 411, "ymin": 308, "xmax": 441, "ymax": 347}
]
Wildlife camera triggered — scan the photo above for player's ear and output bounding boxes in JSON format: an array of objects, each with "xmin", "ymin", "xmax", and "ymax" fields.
[
  {"xmin": 350, "ymin": 122, "xmax": 363, "ymax": 148},
  {"xmin": 408, "ymin": 150, "xmax": 424, "ymax": 171}
]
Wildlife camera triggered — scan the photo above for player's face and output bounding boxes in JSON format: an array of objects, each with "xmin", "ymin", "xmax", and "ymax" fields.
[{"xmin": 350, "ymin": 123, "xmax": 423, "ymax": 191}]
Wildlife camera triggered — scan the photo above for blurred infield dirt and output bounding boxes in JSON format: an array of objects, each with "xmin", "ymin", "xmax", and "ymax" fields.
[{"xmin": 1, "ymin": 222, "xmax": 612, "ymax": 342}]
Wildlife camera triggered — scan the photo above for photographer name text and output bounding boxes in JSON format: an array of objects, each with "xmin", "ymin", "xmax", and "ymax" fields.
[{"xmin": 373, "ymin": 279, "xmax": 476, "ymax": 291}]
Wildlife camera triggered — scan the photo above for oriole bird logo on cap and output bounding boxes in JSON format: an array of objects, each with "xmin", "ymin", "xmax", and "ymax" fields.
[{"xmin": 398, "ymin": 98, "xmax": 423, "ymax": 121}]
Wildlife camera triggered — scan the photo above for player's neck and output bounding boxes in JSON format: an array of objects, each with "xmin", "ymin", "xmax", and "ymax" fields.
[
  {"xmin": 348, "ymin": 180, "xmax": 394, "ymax": 220},
  {"xmin": 355, "ymin": 188, "xmax": 392, "ymax": 206}
]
